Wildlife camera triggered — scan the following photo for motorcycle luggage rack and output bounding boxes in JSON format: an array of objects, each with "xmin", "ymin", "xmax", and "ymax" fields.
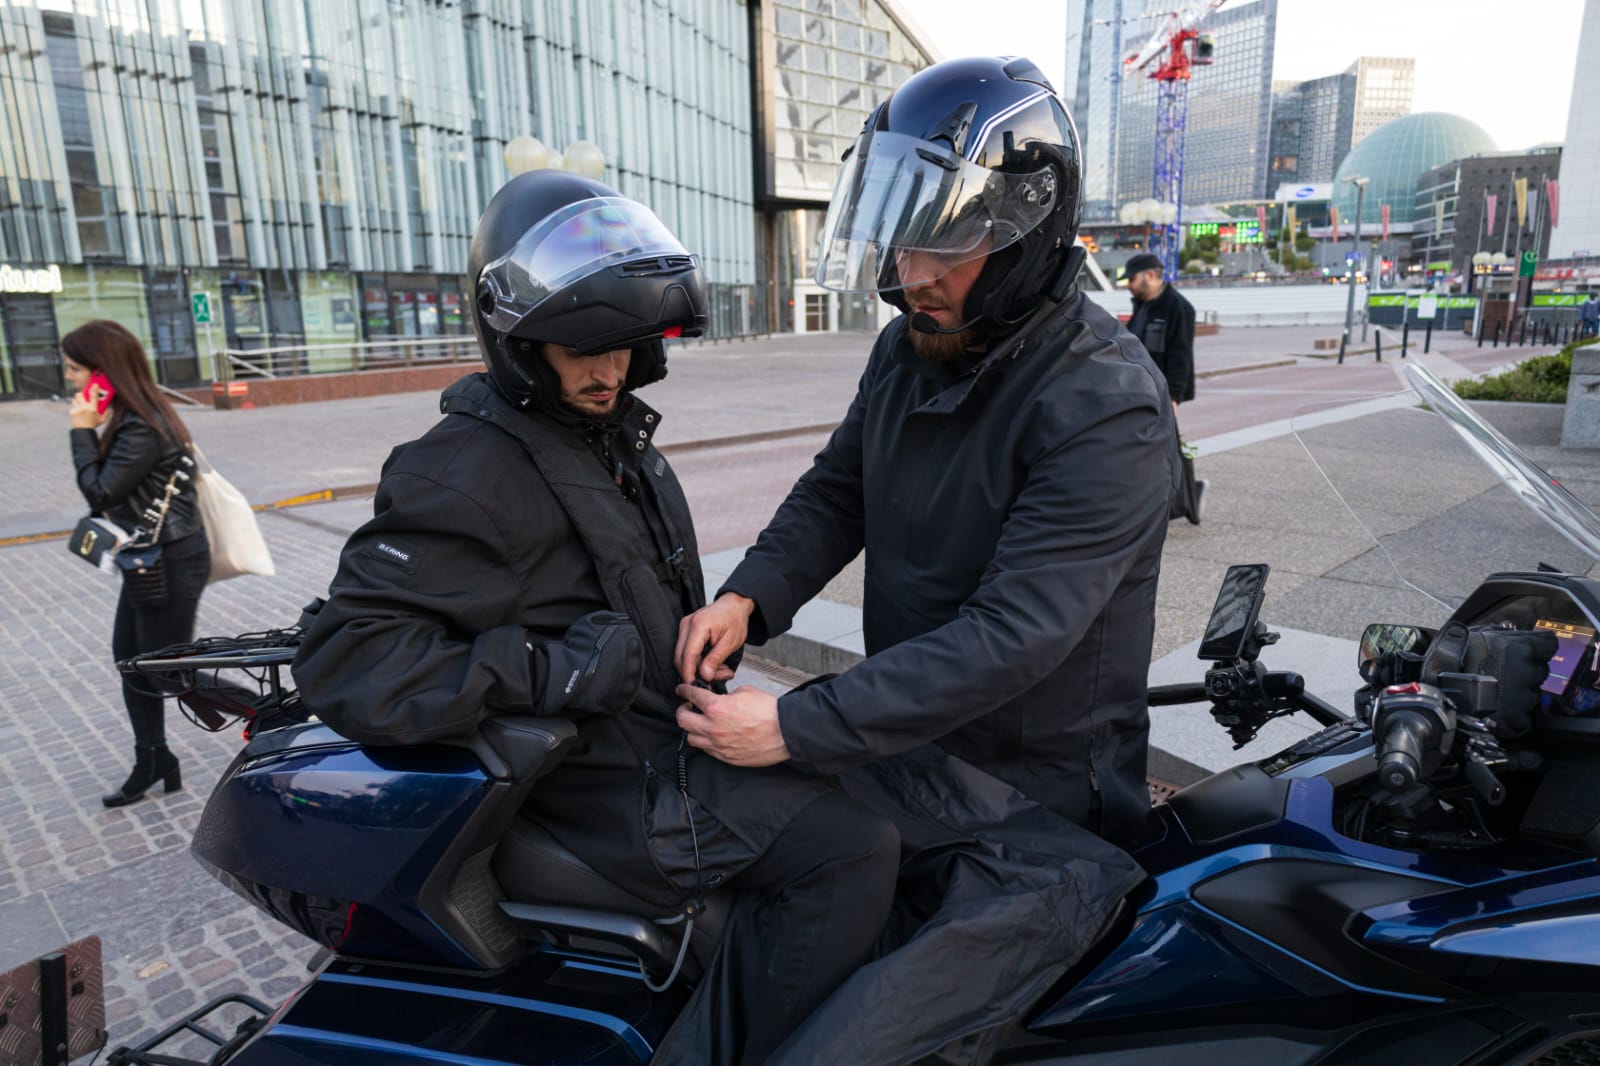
[
  {"xmin": 105, "ymin": 992, "xmax": 271, "ymax": 1066},
  {"xmin": 118, "ymin": 630, "xmax": 303, "ymax": 737}
]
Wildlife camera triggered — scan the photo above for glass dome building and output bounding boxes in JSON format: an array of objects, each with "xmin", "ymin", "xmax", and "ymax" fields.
[{"xmin": 1332, "ymin": 112, "xmax": 1497, "ymax": 228}]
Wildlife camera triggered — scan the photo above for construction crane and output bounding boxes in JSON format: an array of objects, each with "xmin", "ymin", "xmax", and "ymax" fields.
[{"xmin": 1125, "ymin": 0, "xmax": 1228, "ymax": 279}]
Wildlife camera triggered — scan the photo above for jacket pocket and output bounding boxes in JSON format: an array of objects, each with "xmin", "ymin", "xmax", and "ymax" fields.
[{"xmin": 618, "ymin": 563, "xmax": 680, "ymax": 694}]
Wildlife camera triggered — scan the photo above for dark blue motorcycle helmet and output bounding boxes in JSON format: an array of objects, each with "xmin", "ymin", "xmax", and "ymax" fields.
[
  {"xmin": 815, "ymin": 55, "xmax": 1084, "ymax": 340},
  {"xmin": 468, "ymin": 169, "xmax": 709, "ymax": 408}
]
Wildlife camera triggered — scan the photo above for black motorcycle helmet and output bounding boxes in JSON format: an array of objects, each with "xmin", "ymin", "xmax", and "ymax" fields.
[
  {"xmin": 814, "ymin": 55, "xmax": 1084, "ymax": 340},
  {"xmin": 467, "ymin": 169, "xmax": 708, "ymax": 407}
]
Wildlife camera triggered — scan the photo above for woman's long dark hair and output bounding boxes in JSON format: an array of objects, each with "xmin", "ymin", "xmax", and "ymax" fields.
[{"xmin": 61, "ymin": 320, "xmax": 192, "ymax": 455}]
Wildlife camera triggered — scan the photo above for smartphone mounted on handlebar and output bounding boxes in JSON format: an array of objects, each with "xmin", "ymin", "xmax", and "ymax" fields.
[{"xmin": 1197, "ymin": 564, "xmax": 1271, "ymax": 663}]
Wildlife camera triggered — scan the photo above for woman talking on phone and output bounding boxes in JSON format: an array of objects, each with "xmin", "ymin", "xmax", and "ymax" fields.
[{"xmin": 63, "ymin": 320, "xmax": 208, "ymax": 807}]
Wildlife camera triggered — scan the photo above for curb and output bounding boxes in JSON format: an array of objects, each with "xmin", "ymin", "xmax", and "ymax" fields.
[{"xmin": 1195, "ymin": 358, "xmax": 1297, "ymax": 379}]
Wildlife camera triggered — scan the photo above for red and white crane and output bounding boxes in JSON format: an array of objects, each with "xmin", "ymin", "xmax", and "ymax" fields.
[{"xmin": 1125, "ymin": 0, "xmax": 1228, "ymax": 278}]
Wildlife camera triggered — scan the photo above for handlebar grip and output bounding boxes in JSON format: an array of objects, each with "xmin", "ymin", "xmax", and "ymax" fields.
[
  {"xmin": 1377, "ymin": 713, "xmax": 1427, "ymax": 791},
  {"xmin": 1148, "ymin": 682, "xmax": 1210, "ymax": 706}
]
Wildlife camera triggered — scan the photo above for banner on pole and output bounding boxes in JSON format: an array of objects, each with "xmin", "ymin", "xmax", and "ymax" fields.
[
  {"xmin": 1381, "ymin": 203, "xmax": 1390, "ymax": 239},
  {"xmin": 1516, "ymin": 177, "xmax": 1529, "ymax": 228},
  {"xmin": 1485, "ymin": 192, "xmax": 1497, "ymax": 234},
  {"xmin": 1256, "ymin": 205, "xmax": 1268, "ymax": 235},
  {"xmin": 1433, "ymin": 200, "xmax": 1444, "ymax": 237},
  {"xmin": 1330, "ymin": 206, "xmax": 1339, "ymax": 242},
  {"xmin": 1547, "ymin": 178, "xmax": 1560, "ymax": 228}
]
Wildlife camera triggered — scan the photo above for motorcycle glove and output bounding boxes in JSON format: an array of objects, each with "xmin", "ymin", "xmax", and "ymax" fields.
[{"xmin": 533, "ymin": 611, "xmax": 645, "ymax": 717}]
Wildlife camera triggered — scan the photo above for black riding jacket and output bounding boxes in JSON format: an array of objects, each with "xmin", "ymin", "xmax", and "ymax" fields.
[
  {"xmin": 1127, "ymin": 281, "xmax": 1196, "ymax": 404},
  {"xmin": 71, "ymin": 414, "xmax": 202, "ymax": 543},
  {"xmin": 723, "ymin": 294, "xmax": 1177, "ymax": 845},
  {"xmin": 293, "ymin": 373, "xmax": 832, "ymax": 910}
]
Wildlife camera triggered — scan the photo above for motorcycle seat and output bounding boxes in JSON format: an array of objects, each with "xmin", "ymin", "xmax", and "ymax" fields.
[{"xmin": 494, "ymin": 814, "xmax": 730, "ymax": 974}]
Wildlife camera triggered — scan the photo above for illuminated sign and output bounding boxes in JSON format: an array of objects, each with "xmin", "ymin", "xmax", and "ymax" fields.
[
  {"xmin": 0, "ymin": 263, "xmax": 63, "ymax": 294},
  {"xmin": 1187, "ymin": 222, "xmax": 1262, "ymax": 244}
]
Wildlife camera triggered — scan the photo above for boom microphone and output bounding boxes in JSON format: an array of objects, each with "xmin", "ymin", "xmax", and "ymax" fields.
[{"xmin": 910, "ymin": 310, "xmax": 981, "ymax": 335}]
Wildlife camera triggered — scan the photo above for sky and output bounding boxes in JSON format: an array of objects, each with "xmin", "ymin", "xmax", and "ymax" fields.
[{"xmin": 906, "ymin": 0, "xmax": 1583, "ymax": 152}]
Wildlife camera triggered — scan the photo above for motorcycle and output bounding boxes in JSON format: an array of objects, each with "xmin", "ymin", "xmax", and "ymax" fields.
[{"xmin": 108, "ymin": 365, "xmax": 1600, "ymax": 1065}]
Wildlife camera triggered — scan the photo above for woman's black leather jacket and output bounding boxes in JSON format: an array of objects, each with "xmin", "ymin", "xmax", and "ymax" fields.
[{"xmin": 71, "ymin": 414, "xmax": 203, "ymax": 544}]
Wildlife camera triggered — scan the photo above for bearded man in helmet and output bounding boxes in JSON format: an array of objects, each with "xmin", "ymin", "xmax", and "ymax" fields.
[
  {"xmin": 673, "ymin": 55, "xmax": 1173, "ymax": 1057},
  {"xmin": 292, "ymin": 171, "xmax": 903, "ymax": 1066}
]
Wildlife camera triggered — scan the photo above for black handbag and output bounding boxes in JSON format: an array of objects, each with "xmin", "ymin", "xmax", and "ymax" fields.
[
  {"xmin": 72, "ymin": 462, "xmax": 188, "ymax": 610},
  {"xmin": 68, "ymin": 515, "xmax": 131, "ymax": 573},
  {"xmin": 116, "ymin": 542, "xmax": 169, "ymax": 610}
]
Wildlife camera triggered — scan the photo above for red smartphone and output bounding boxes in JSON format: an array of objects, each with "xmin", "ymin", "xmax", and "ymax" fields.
[{"xmin": 83, "ymin": 371, "xmax": 115, "ymax": 415}]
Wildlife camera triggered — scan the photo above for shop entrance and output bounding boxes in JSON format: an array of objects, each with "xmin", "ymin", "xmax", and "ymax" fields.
[{"xmin": 0, "ymin": 293, "xmax": 63, "ymax": 398}]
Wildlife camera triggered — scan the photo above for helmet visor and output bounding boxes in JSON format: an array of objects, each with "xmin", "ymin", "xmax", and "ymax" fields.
[
  {"xmin": 478, "ymin": 197, "xmax": 689, "ymax": 335},
  {"xmin": 814, "ymin": 130, "xmax": 1057, "ymax": 293}
]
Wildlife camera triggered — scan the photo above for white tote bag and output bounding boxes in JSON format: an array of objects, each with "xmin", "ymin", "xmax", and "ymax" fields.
[{"xmin": 192, "ymin": 445, "xmax": 275, "ymax": 583}]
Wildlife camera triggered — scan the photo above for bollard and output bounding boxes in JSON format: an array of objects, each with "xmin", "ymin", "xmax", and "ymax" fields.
[
  {"xmin": 1424, "ymin": 318, "xmax": 1434, "ymax": 353},
  {"xmin": 1519, "ymin": 318, "xmax": 1526, "ymax": 346},
  {"xmin": 1478, "ymin": 319, "xmax": 1486, "ymax": 347},
  {"xmin": 1374, "ymin": 329, "xmax": 1382, "ymax": 362},
  {"xmin": 1401, "ymin": 319, "xmax": 1410, "ymax": 358},
  {"xmin": 1493, "ymin": 322, "xmax": 1502, "ymax": 348}
]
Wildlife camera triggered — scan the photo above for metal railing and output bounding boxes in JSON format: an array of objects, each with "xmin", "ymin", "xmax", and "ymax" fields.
[{"xmin": 210, "ymin": 335, "xmax": 480, "ymax": 381}]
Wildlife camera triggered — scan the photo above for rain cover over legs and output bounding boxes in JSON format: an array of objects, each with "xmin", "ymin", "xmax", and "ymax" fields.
[{"xmin": 765, "ymin": 745, "xmax": 1147, "ymax": 1066}]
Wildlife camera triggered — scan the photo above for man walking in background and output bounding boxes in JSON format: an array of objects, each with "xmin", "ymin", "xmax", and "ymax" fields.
[
  {"xmin": 1125, "ymin": 252, "xmax": 1205, "ymax": 524},
  {"xmin": 1581, "ymin": 292, "xmax": 1599, "ymax": 339}
]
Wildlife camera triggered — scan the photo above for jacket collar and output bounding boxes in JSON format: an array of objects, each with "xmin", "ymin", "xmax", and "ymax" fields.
[
  {"xmin": 890, "ymin": 293, "xmax": 1080, "ymax": 414},
  {"xmin": 440, "ymin": 373, "xmax": 663, "ymax": 458}
]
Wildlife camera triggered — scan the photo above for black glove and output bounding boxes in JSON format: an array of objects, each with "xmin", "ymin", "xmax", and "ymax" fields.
[{"xmin": 535, "ymin": 611, "xmax": 644, "ymax": 716}]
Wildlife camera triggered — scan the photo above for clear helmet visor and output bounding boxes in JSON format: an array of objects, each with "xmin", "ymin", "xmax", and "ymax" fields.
[
  {"xmin": 814, "ymin": 129, "xmax": 1057, "ymax": 293},
  {"xmin": 477, "ymin": 197, "xmax": 689, "ymax": 334}
]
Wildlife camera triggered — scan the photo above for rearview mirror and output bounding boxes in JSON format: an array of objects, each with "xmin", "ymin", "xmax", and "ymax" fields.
[{"xmin": 1359, "ymin": 623, "xmax": 1425, "ymax": 671}]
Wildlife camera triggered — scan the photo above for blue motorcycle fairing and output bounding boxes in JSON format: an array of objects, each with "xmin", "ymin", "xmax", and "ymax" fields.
[
  {"xmin": 225, "ymin": 953, "xmax": 679, "ymax": 1066},
  {"xmin": 192, "ymin": 725, "xmax": 500, "ymax": 969},
  {"xmin": 1360, "ymin": 861, "xmax": 1600, "ymax": 964}
]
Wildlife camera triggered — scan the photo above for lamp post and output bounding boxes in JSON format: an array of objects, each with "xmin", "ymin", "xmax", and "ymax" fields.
[{"xmin": 1338, "ymin": 175, "xmax": 1369, "ymax": 364}]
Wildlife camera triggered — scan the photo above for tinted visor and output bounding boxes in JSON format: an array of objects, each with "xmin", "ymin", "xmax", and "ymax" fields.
[
  {"xmin": 814, "ymin": 129, "xmax": 1056, "ymax": 292},
  {"xmin": 477, "ymin": 197, "xmax": 689, "ymax": 335}
]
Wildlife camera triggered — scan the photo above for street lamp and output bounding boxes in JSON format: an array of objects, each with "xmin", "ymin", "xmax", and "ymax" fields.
[
  {"xmin": 1338, "ymin": 175, "xmax": 1369, "ymax": 364},
  {"xmin": 502, "ymin": 137, "xmax": 608, "ymax": 183}
]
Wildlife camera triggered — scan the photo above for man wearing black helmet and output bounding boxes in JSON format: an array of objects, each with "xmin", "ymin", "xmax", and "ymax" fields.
[
  {"xmin": 293, "ymin": 171, "xmax": 902, "ymax": 1066},
  {"xmin": 673, "ymin": 54, "xmax": 1172, "ymax": 1059}
]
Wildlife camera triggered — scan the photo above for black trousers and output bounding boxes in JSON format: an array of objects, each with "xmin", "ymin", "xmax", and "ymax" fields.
[
  {"xmin": 651, "ymin": 790, "xmax": 901, "ymax": 1066},
  {"xmin": 111, "ymin": 531, "xmax": 210, "ymax": 747}
]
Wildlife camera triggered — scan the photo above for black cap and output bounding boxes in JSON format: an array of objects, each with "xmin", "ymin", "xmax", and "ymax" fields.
[{"xmin": 1120, "ymin": 252, "xmax": 1164, "ymax": 279}]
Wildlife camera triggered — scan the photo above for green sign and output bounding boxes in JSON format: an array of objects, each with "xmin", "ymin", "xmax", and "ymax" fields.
[
  {"xmin": 1519, "ymin": 250, "xmax": 1538, "ymax": 278},
  {"xmin": 1367, "ymin": 294, "xmax": 1478, "ymax": 310},
  {"xmin": 1533, "ymin": 294, "xmax": 1586, "ymax": 307},
  {"xmin": 191, "ymin": 292, "xmax": 213, "ymax": 324}
]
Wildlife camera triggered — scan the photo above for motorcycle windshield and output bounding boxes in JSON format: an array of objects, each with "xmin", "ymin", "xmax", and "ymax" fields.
[{"xmin": 1289, "ymin": 363, "xmax": 1600, "ymax": 620}]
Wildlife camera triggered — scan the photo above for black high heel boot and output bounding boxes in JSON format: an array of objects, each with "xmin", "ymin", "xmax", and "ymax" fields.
[{"xmin": 102, "ymin": 745, "xmax": 182, "ymax": 808}]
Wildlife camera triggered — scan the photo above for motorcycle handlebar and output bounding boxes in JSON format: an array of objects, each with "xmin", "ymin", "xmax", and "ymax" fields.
[{"xmin": 1377, "ymin": 713, "xmax": 1428, "ymax": 792}]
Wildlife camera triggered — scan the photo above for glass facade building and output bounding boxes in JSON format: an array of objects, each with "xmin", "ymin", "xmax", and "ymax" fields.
[
  {"xmin": 0, "ymin": 0, "xmax": 934, "ymax": 400},
  {"xmin": 754, "ymin": 0, "xmax": 935, "ymax": 333},
  {"xmin": 1332, "ymin": 112, "xmax": 1495, "ymax": 229},
  {"xmin": 1112, "ymin": 0, "xmax": 1276, "ymax": 207},
  {"xmin": 1268, "ymin": 57, "xmax": 1414, "ymax": 191}
]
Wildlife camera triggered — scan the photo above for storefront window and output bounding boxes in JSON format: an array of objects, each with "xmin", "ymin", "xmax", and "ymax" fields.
[
  {"xmin": 359, "ymin": 277, "xmax": 391, "ymax": 338},
  {"xmin": 220, "ymin": 271, "xmax": 268, "ymax": 350},
  {"xmin": 299, "ymin": 271, "xmax": 360, "ymax": 372},
  {"xmin": 54, "ymin": 265, "xmax": 155, "ymax": 354}
]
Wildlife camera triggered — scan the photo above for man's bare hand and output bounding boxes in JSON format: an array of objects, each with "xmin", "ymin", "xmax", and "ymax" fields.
[
  {"xmin": 675, "ymin": 684, "xmax": 789, "ymax": 767},
  {"xmin": 675, "ymin": 592, "xmax": 754, "ymax": 683}
]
